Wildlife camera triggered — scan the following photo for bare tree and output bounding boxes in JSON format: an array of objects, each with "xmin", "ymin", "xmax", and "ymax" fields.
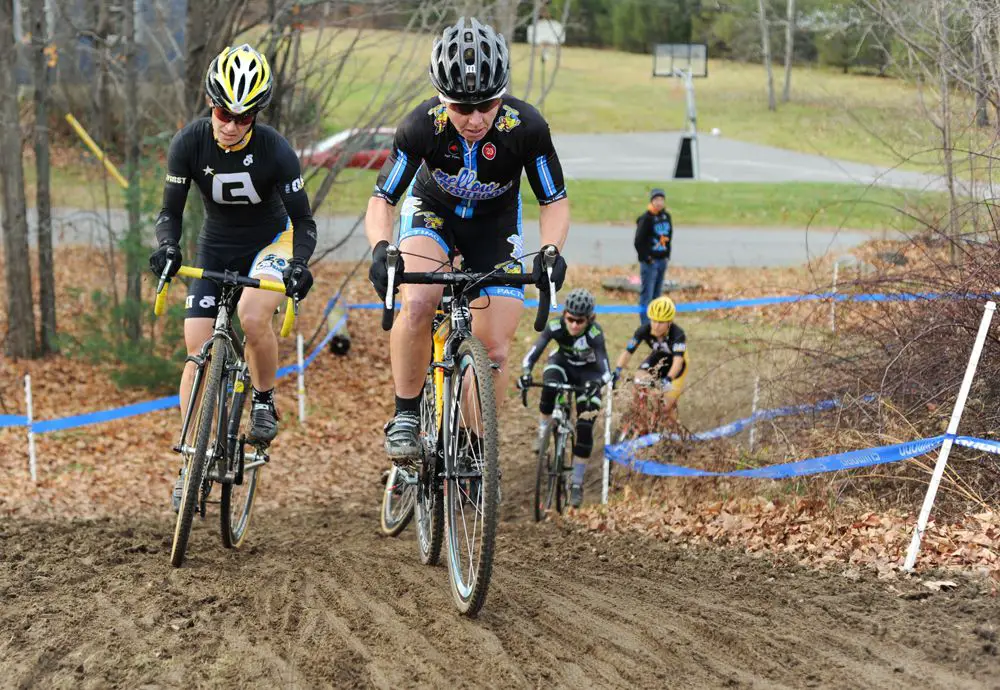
[
  {"xmin": 757, "ymin": 0, "xmax": 776, "ymax": 111},
  {"xmin": 123, "ymin": 0, "xmax": 141, "ymax": 341},
  {"xmin": 0, "ymin": 0, "xmax": 38, "ymax": 358},
  {"xmin": 782, "ymin": 0, "xmax": 796, "ymax": 103},
  {"xmin": 31, "ymin": 0, "xmax": 55, "ymax": 353}
]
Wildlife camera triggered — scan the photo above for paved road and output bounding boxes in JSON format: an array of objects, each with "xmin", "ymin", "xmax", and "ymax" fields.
[
  {"xmin": 552, "ymin": 132, "xmax": 967, "ymax": 193},
  {"xmin": 36, "ymin": 208, "xmax": 877, "ymax": 268}
]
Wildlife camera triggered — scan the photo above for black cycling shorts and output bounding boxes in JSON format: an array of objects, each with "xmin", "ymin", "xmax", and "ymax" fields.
[
  {"xmin": 185, "ymin": 223, "xmax": 292, "ymax": 319},
  {"xmin": 397, "ymin": 193, "xmax": 526, "ymax": 301}
]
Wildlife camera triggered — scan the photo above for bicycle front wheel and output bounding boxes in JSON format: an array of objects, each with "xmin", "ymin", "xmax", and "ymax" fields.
[
  {"xmin": 380, "ymin": 465, "xmax": 416, "ymax": 536},
  {"xmin": 533, "ymin": 424, "xmax": 559, "ymax": 522},
  {"xmin": 220, "ymin": 371, "xmax": 261, "ymax": 549},
  {"xmin": 171, "ymin": 337, "xmax": 226, "ymax": 567},
  {"xmin": 443, "ymin": 337, "xmax": 499, "ymax": 616}
]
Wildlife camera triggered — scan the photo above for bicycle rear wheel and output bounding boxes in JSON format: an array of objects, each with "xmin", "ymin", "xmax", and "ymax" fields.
[
  {"xmin": 533, "ymin": 424, "xmax": 559, "ymax": 522},
  {"xmin": 171, "ymin": 337, "xmax": 226, "ymax": 567},
  {"xmin": 380, "ymin": 465, "xmax": 416, "ymax": 536},
  {"xmin": 220, "ymin": 369, "xmax": 261, "ymax": 549},
  {"xmin": 443, "ymin": 337, "xmax": 499, "ymax": 616},
  {"xmin": 416, "ymin": 373, "xmax": 444, "ymax": 565}
]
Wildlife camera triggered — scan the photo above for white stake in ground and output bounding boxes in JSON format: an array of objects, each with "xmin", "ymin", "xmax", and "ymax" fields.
[
  {"xmin": 25, "ymin": 374, "xmax": 37, "ymax": 482},
  {"xmin": 748, "ymin": 374, "xmax": 761, "ymax": 452},
  {"xmin": 830, "ymin": 260, "xmax": 839, "ymax": 332},
  {"xmin": 903, "ymin": 300, "xmax": 996, "ymax": 571},
  {"xmin": 297, "ymin": 333, "xmax": 306, "ymax": 424},
  {"xmin": 602, "ymin": 382, "xmax": 614, "ymax": 504}
]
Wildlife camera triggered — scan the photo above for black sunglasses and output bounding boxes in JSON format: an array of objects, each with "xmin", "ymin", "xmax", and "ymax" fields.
[
  {"xmin": 213, "ymin": 106, "xmax": 255, "ymax": 126},
  {"xmin": 449, "ymin": 98, "xmax": 501, "ymax": 115}
]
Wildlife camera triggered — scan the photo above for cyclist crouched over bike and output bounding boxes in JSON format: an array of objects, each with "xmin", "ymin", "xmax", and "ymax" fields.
[
  {"xmin": 366, "ymin": 17, "xmax": 570, "ymax": 461},
  {"xmin": 614, "ymin": 296, "xmax": 688, "ymax": 424},
  {"xmin": 520, "ymin": 289, "xmax": 611, "ymax": 507},
  {"xmin": 149, "ymin": 44, "xmax": 317, "ymax": 503}
]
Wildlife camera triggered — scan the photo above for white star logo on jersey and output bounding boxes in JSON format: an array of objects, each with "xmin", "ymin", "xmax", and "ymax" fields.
[
  {"xmin": 202, "ymin": 166, "xmax": 214, "ymax": 176},
  {"xmin": 243, "ymin": 154, "xmax": 253, "ymax": 167}
]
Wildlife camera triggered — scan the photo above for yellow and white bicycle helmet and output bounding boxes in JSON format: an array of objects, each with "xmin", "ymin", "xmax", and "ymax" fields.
[
  {"xmin": 646, "ymin": 296, "xmax": 676, "ymax": 323},
  {"xmin": 205, "ymin": 44, "xmax": 273, "ymax": 114}
]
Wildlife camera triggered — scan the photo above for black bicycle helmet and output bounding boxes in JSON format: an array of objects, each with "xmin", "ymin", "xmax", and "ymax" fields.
[
  {"xmin": 564, "ymin": 288, "xmax": 596, "ymax": 319},
  {"xmin": 429, "ymin": 17, "xmax": 510, "ymax": 104}
]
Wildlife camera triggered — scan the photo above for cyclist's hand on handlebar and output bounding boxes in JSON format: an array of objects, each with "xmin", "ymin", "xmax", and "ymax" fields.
[
  {"xmin": 531, "ymin": 244, "xmax": 567, "ymax": 292},
  {"xmin": 282, "ymin": 259, "xmax": 313, "ymax": 299},
  {"xmin": 612, "ymin": 367, "xmax": 622, "ymax": 389},
  {"xmin": 149, "ymin": 241, "xmax": 181, "ymax": 278},
  {"xmin": 517, "ymin": 374, "xmax": 533, "ymax": 391},
  {"xmin": 369, "ymin": 240, "xmax": 404, "ymax": 300}
]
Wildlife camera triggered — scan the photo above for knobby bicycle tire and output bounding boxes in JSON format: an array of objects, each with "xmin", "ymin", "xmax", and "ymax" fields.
[
  {"xmin": 533, "ymin": 423, "xmax": 559, "ymax": 522},
  {"xmin": 444, "ymin": 337, "xmax": 499, "ymax": 616},
  {"xmin": 220, "ymin": 366, "xmax": 260, "ymax": 549},
  {"xmin": 171, "ymin": 336, "xmax": 226, "ymax": 567},
  {"xmin": 416, "ymin": 373, "xmax": 444, "ymax": 565},
  {"xmin": 380, "ymin": 465, "xmax": 416, "ymax": 537}
]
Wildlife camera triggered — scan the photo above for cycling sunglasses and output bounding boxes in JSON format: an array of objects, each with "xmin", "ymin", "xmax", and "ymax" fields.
[
  {"xmin": 564, "ymin": 314, "xmax": 588, "ymax": 325},
  {"xmin": 213, "ymin": 106, "xmax": 255, "ymax": 126},
  {"xmin": 449, "ymin": 98, "xmax": 501, "ymax": 115}
]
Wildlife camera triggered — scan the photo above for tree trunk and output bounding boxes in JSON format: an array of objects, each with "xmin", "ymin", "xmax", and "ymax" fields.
[
  {"xmin": 782, "ymin": 0, "xmax": 795, "ymax": 103},
  {"xmin": 0, "ymin": 0, "xmax": 38, "ymax": 359},
  {"xmin": 185, "ymin": 1, "xmax": 210, "ymax": 119},
  {"xmin": 973, "ymin": 27, "xmax": 990, "ymax": 127},
  {"xmin": 523, "ymin": 0, "xmax": 541, "ymax": 99},
  {"xmin": 123, "ymin": 0, "xmax": 142, "ymax": 342},
  {"xmin": 758, "ymin": 0, "xmax": 776, "ymax": 111},
  {"xmin": 31, "ymin": 0, "xmax": 55, "ymax": 353},
  {"xmin": 935, "ymin": 0, "xmax": 958, "ymax": 265}
]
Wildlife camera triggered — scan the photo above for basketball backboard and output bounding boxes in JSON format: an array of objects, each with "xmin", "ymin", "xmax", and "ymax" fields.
[
  {"xmin": 527, "ymin": 20, "xmax": 565, "ymax": 46},
  {"xmin": 652, "ymin": 43, "xmax": 708, "ymax": 78}
]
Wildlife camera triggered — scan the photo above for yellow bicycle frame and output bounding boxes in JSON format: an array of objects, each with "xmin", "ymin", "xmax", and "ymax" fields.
[{"xmin": 432, "ymin": 313, "xmax": 450, "ymax": 428}]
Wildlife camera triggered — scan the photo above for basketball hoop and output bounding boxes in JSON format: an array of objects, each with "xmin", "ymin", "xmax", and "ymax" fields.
[{"xmin": 652, "ymin": 43, "xmax": 709, "ymax": 181}]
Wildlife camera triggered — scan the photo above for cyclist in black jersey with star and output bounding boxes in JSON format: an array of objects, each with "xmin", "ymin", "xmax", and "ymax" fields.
[
  {"xmin": 366, "ymin": 17, "xmax": 570, "ymax": 461},
  {"xmin": 149, "ymin": 44, "xmax": 318, "ymax": 477},
  {"xmin": 519, "ymin": 288, "xmax": 612, "ymax": 507}
]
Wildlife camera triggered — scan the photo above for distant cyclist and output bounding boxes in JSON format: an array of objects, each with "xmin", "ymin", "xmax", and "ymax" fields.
[
  {"xmin": 614, "ymin": 296, "xmax": 687, "ymax": 423},
  {"xmin": 149, "ymin": 44, "xmax": 317, "ymax": 506},
  {"xmin": 365, "ymin": 17, "xmax": 570, "ymax": 463},
  {"xmin": 520, "ymin": 288, "xmax": 611, "ymax": 507}
]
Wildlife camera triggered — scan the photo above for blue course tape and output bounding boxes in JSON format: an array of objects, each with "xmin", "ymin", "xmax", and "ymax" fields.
[
  {"xmin": 32, "ymin": 313, "xmax": 350, "ymax": 435},
  {"xmin": 347, "ymin": 291, "xmax": 954, "ymax": 314},
  {"xmin": 0, "ymin": 414, "xmax": 28, "ymax": 428},
  {"xmin": 32, "ymin": 395, "xmax": 180, "ymax": 434},
  {"xmin": 607, "ymin": 435, "xmax": 947, "ymax": 479}
]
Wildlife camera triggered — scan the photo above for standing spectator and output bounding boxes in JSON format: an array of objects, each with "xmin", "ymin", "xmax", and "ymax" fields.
[{"xmin": 634, "ymin": 188, "xmax": 673, "ymax": 325}]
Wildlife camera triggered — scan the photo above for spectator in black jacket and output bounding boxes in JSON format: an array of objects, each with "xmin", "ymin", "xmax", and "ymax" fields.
[{"xmin": 634, "ymin": 188, "xmax": 673, "ymax": 325}]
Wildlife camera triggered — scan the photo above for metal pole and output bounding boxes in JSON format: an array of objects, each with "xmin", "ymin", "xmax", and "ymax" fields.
[
  {"xmin": 296, "ymin": 333, "xmax": 306, "ymax": 423},
  {"xmin": 831, "ymin": 260, "xmax": 839, "ymax": 333},
  {"xmin": 602, "ymin": 382, "xmax": 613, "ymax": 504},
  {"xmin": 903, "ymin": 301, "xmax": 996, "ymax": 571},
  {"xmin": 25, "ymin": 375, "xmax": 37, "ymax": 482}
]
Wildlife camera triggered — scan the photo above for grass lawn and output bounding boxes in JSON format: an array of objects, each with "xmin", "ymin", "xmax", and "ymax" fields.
[{"xmin": 286, "ymin": 28, "xmax": 979, "ymax": 170}]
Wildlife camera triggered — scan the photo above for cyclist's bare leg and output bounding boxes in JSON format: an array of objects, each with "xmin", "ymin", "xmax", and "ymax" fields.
[
  {"xmin": 237, "ymin": 288, "xmax": 285, "ymax": 392},
  {"xmin": 390, "ymin": 236, "xmax": 447, "ymax": 399},
  {"xmin": 181, "ymin": 317, "xmax": 214, "ymax": 423}
]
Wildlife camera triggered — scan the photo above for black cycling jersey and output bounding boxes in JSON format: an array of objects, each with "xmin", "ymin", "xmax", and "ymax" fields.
[
  {"xmin": 373, "ymin": 96, "xmax": 567, "ymax": 218},
  {"xmin": 523, "ymin": 317, "xmax": 612, "ymax": 375},
  {"xmin": 155, "ymin": 118, "xmax": 317, "ymax": 262},
  {"xmin": 626, "ymin": 322, "xmax": 688, "ymax": 377}
]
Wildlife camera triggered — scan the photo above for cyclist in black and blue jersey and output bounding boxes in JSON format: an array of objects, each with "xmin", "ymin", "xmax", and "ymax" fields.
[{"xmin": 365, "ymin": 17, "xmax": 571, "ymax": 461}]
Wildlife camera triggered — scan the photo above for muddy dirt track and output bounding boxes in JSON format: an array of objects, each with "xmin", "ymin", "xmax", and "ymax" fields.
[{"xmin": 3, "ymin": 436, "xmax": 1000, "ymax": 690}]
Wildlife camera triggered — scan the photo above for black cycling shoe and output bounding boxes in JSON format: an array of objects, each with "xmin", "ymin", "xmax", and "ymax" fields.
[
  {"xmin": 384, "ymin": 411, "xmax": 421, "ymax": 463},
  {"xmin": 247, "ymin": 400, "xmax": 279, "ymax": 446}
]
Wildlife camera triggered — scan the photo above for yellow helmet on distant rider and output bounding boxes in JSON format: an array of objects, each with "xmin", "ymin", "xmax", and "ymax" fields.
[
  {"xmin": 205, "ymin": 44, "xmax": 273, "ymax": 114},
  {"xmin": 646, "ymin": 296, "xmax": 676, "ymax": 323}
]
